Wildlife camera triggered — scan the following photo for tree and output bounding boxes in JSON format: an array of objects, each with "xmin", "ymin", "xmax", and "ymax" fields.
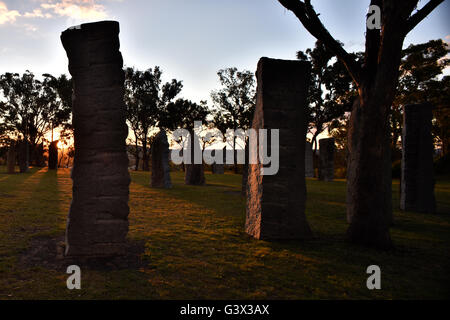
[
  {"xmin": 430, "ymin": 76, "xmax": 450, "ymax": 156},
  {"xmin": 278, "ymin": 0, "xmax": 445, "ymax": 248},
  {"xmin": 160, "ymin": 98, "xmax": 209, "ymax": 185},
  {"xmin": 124, "ymin": 67, "xmax": 183, "ymax": 171},
  {"xmin": 391, "ymin": 39, "xmax": 450, "ymax": 155},
  {"xmin": 0, "ymin": 71, "xmax": 73, "ymax": 167},
  {"xmin": 297, "ymin": 40, "xmax": 358, "ymax": 154},
  {"xmin": 211, "ymin": 67, "xmax": 256, "ymax": 172}
]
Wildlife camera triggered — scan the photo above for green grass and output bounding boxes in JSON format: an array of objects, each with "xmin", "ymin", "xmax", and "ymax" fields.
[{"xmin": 0, "ymin": 166, "xmax": 449, "ymax": 299}]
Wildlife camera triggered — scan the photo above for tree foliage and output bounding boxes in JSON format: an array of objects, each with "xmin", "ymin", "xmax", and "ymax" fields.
[
  {"xmin": 297, "ymin": 40, "xmax": 358, "ymax": 151},
  {"xmin": 211, "ymin": 67, "xmax": 256, "ymax": 134},
  {"xmin": 124, "ymin": 66, "xmax": 183, "ymax": 170}
]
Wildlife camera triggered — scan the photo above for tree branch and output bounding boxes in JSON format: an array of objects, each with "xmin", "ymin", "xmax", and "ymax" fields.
[
  {"xmin": 405, "ymin": 0, "xmax": 444, "ymax": 35},
  {"xmin": 278, "ymin": 0, "xmax": 362, "ymax": 86},
  {"xmin": 364, "ymin": 0, "xmax": 382, "ymax": 82}
]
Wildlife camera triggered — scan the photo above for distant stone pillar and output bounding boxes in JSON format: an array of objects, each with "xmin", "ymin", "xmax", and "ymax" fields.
[
  {"xmin": 151, "ymin": 130, "xmax": 172, "ymax": 188},
  {"xmin": 18, "ymin": 140, "xmax": 29, "ymax": 173},
  {"xmin": 61, "ymin": 21, "xmax": 131, "ymax": 256},
  {"xmin": 48, "ymin": 141, "xmax": 58, "ymax": 170},
  {"xmin": 305, "ymin": 141, "xmax": 314, "ymax": 178},
  {"xmin": 211, "ymin": 149, "xmax": 225, "ymax": 174},
  {"xmin": 7, "ymin": 144, "xmax": 16, "ymax": 174},
  {"xmin": 318, "ymin": 138, "xmax": 335, "ymax": 182},
  {"xmin": 35, "ymin": 143, "xmax": 46, "ymax": 167},
  {"xmin": 245, "ymin": 57, "xmax": 312, "ymax": 240},
  {"xmin": 185, "ymin": 130, "xmax": 205, "ymax": 185},
  {"xmin": 400, "ymin": 103, "xmax": 436, "ymax": 213}
]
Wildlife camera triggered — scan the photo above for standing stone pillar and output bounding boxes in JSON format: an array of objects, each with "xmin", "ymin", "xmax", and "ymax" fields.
[
  {"xmin": 305, "ymin": 141, "xmax": 314, "ymax": 178},
  {"xmin": 211, "ymin": 149, "xmax": 225, "ymax": 174},
  {"xmin": 185, "ymin": 130, "xmax": 205, "ymax": 185},
  {"xmin": 151, "ymin": 130, "xmax": 172, "ymax": 188},
  {"xmin": 400, "ymin": 103, "xmax": 436, "ymax": 213},
  {"xmin": 318, "ymin": 138, "xmax": 335, "ymax": 182},
  {"xmin": 245, "ymin": 57, "xmax": 312, "ymax": 240},
  {"xmin": 48, "ymin": 141, "xmax": 58, "ymax": 170},
  {"xmin": 61, "ymin": 21, "xmax": 131, "ymax": 256},
  {"xmin": 7, "ymin": 143, "xmax": 16, "ymax": 174},
  {"xmin": 18, "ymin": 140, "xmax": 29, "ymax": 173}
]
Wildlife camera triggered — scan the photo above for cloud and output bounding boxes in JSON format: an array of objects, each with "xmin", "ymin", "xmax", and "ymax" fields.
[
  {"xmin": 24, "ymin": 9, "xmax": 53, "ymax": 19},
  {"xmin": 40, "ymin": 0, "xmax": 108, "ymax": 21},
  {"xmin": 0, "ymin": 1, "xmax": 21, "ymax": 25}
]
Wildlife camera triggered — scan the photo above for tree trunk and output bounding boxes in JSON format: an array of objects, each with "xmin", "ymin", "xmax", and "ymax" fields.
[
  {"xmin": 134, "ymin": 137, "xmax": 139, "ymax": 171},
  {"xmin": 346, "ymin": 95, "xmax": 393, "ymax": 248}
]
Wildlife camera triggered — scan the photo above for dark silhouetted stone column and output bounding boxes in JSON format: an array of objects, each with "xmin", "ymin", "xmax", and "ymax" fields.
[
  {"xmin": 7, "ymin": 143, "xmax": 16, "ymax": 174},
  {"xmin": 48, "ymin": 141, "xmax": 58, "ymax": 170},
  {"xmin": 400, "ymin": 103, "xmax": 436, "ymax": 213},
  {"xmin": 305, "ymin": 141, "xmax": 314, "ymax": 178},
  {"xmin": 245, "ymin": 57, "xmax": 312, "ymax": 240},
  {"xmin": 185, "ymin": 130, "xmax": 205, "ymax": 185},
  {"xmin": 318, "ymin": 138, "xmax": 335, "ymax": 182},
  {"xmin": 211, "ymin": 149, "xmax": 225, "ymax": 174},
  {"xmin": 151, "ymin": 130, "xmax": 172, "ymax": 188},
  {"xmin": 18, "ymin": 140, "xmax": 29, "ymax": 173},
  {"xmin": 61, "ymin": 21, "xmax": 130, "ymax": 257}
]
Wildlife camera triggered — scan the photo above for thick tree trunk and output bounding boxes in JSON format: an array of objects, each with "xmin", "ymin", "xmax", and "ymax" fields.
[{"xmin": 346, "ymin": 93, "xmax": 394, "ymax": 248}]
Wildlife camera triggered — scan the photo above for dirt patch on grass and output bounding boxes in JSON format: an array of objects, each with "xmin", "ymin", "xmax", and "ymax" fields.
[{"xmin": 19, "ymin": 236, "xmax": 148, "ymax": 271}]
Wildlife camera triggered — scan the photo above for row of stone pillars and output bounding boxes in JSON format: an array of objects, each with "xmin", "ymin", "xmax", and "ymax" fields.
[
  {"xmin": 6, "ymin": 141, "xmax": 30, "ymax": 174},
  {"xmin": 304, "ymin": 138, "xmax": 335, "ymax": 181},
  {"xmin": 58, "ymin": 21, "xmax": 436, "ymax": 257},
  {"xmin": 6, "ymin": 140, "xmax": 60, "ymax": 173}
]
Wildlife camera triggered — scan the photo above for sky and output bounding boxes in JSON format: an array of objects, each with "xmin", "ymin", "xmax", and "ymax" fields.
[{"xmin": 0, "ymin": 0, "xmax": 449, "ymax": 105}]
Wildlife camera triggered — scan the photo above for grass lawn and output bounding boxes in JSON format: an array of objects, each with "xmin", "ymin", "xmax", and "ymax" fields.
[{"xmin": 0, "ymin": 166, "xmax": 449, "ymax": 299}]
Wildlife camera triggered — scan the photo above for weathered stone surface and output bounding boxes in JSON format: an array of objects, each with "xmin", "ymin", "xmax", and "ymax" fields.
[
  {"xmin": 400, "ymin": 103, "xmax": 436, "ymax": 213},
  {"xmin": 18, "ymin": 140, "xmax": 29, "ymax": 173},
  {"xmin": 185, "ymin": 130, "xmax": 205, "ymax": 185},
  {"xmin": 211, "ymin": 148, "xmax": 225, "ymax": 174},
  {"xmin": 7, "ymin": 144, "xmax": 16, "ymax": 174},
  {"xmin": 48, "ymin": 141, "xmax": 59, "ymax": 170},
  {"xmin": 242, "ymin": 142, "xmax": 249, "ymax": 196},
  {"xmin": 245, "ymin": 57, "xmax": 312, "ymax": 240},
  {"xmin": 151, "ymin": 130, "xmax": 172, "ymax": 188},
  {"xmin": 61, "ymin": 21, "xmax": 130, "ymax": 257},
  {"xmin": 318, "ymin": 138, "xmax": 335, "ymax": 182},
  {"xmin": 305, "ymin": 141, "xmax": 314, "ymax": 178}
]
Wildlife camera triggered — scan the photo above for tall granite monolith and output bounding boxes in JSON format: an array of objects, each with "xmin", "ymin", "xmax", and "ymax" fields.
[
  {"xmin": 305, "ymin": 141, "xmax": 314, "ymax": 178},
  {"xmin": 61, "ymin": 21, "xmax": 131, "ymax": 256},
  {"xmin": 185, "ymin": 130, "xmax": 205, "ymax": 185},
  {"xmin": 7, "ymin": 144, "xmax": 16, "ymax": 174},
  {"xmin": 48, "ymin": 141, "xmax": 58, "ymax": 170},
  {"xmin": 245, "ymin": 57, "xmax": 312, "ymax": 240},
  {"xmin": 18, "ymin": 140, "xmax": 29, "ymax": 173},
  {"xmin": 211, "ymin": 149, "xmax": 225, "ymax": 174},
  {"xmin": 400, "ymin": 103, "xmax": 436, "ymax": 213},
  {"xmin": 151, "ymin": 130, "xmax": 172, "ymax": 188},
  {"xmin": 318, "ymin": 138, "xmax": 335, "ymax": 182}
]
